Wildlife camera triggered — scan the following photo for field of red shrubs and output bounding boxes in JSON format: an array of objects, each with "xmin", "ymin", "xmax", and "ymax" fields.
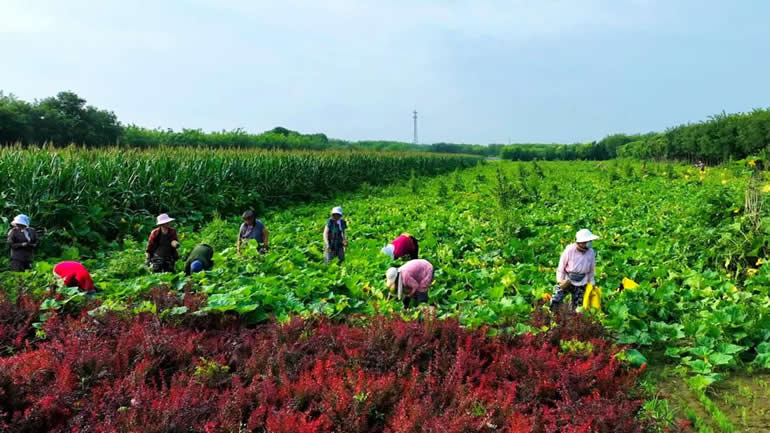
[{"xmin": 0, "ymin": 290, "xmax": 670, "ymax": 433}]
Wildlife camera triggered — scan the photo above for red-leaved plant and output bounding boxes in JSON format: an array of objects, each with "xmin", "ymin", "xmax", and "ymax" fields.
[{"xmin": 0, "ymin": 291, "xmax": 686, "ymax": 433}]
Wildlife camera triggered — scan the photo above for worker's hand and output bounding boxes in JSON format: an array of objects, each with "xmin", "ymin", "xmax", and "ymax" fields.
[
  {"xmin": 171, "ymin": 240, "xmax": 180, "ymax": 248},
  {"xmin": 145, "ymin": 252, "xmax": 151, "ymax": 260},
  {"xmin": 343, "ymin": 240, "xmax": 348, "ymax": 248},
  {"xmin": 558, "ymin": 280, "xmax": 570, "ymax": 290}
]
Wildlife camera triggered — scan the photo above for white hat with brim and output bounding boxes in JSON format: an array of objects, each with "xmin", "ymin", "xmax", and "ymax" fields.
[
  {"xmin": 11, "ymin": 214, "xmax": 29, "ymax": 227},
  {"xmin": 576, "ymin": 228, "xmax": 599, "ymax": 243},
  {"xmin": 12, "ymin": 214, "xmax": 30, "ymax": 227},
  {"xmin": 156, "ymin": 213, "xmax": 175, "ymax": 226},
  {"xmin": 386, "ymin": 267, "xmax": 398, "ymax": 285},
  {"xmin": 331, "ymin": 206, "xmax": 343, "ymax": 216}
]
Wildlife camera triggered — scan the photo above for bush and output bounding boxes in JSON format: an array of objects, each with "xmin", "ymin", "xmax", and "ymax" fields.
[{"xmin": 0, "ymin": 296, "xmax": 676, "ymax": 432}]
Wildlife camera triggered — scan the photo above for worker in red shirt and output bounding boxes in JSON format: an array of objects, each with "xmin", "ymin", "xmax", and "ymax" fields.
[
  {"xmin": 381, "ymin": 233, "xmax": 419, "ymax": 261},
  {"xmin": 53, "ymin": 261, "xmax": 95, "ymax": 292}
]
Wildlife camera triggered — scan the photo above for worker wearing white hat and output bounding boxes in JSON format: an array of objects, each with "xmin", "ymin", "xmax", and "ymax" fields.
[
  {"xmin": 550, "ymin": 229, "xmax": 599, "ymax": 310},
  {"xmin": 145, "ymin": 213, "xmax": 180, "ymax": 273},
  {"xmin": 7, "ymin": 214, "xmax": 38, "ymax": 271},
  {"xmin": 324, "ymin": 206, "xmax": 348, "ymax": 264}
]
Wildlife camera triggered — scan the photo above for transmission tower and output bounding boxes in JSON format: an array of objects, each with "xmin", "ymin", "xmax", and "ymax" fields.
[{"xmin": 413, "ymin": 110, "xmax": 418, "ymax": 144}]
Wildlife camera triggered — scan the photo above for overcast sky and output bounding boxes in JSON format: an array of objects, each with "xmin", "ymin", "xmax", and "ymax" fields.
[{"xmin": 1, "ymin": 1, "xmax": 768, "ymax": 144}]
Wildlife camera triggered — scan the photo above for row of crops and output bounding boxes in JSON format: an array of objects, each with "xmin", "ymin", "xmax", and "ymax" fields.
[
  {"xmin": 2, "ymin": 158, "xmax": 769, "ymax": 431},
  {"xmin": 0, "ymin": 147, "xmax": 480, "ymax": 252}
]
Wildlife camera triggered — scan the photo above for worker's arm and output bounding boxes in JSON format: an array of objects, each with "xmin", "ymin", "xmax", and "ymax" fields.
[
  {"xmin": 146, "ymin": 230, "xmax": 157, "ymax": 258},
  {"xmin": 263, "ymin": 227, "xmax": 269, "ymax": 249},
  {"xmin": 7, "ymin": 230, "xmax": 23, "ymax": 249},
  {"xmin": 556, "ymin": 248, "xmax": 569, "ymax": 283},
  {"xmin": 323, "ymin": 224, "xmax": 330, "ymax": 249}
]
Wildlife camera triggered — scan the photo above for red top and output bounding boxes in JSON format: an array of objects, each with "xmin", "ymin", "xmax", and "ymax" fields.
[
  {"xmin": 54, "ymin": 261, "xmax": 94, "ymax": 291},
  {"xmin": 392, "ymin": 235, "xmax": 416, "ymax": 259}
]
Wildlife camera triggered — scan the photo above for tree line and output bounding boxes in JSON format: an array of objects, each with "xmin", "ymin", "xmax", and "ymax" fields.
[
  {"xmin": 617, "ymin": 109, "xmax": 770, "ymax": 163},
  {"xmin": 0, "ymin": 91, "xmax": 506, "ymax": 156},
  {"xmin": 499, "ymin": 108, "xmax": 770, "ymax": 163}
]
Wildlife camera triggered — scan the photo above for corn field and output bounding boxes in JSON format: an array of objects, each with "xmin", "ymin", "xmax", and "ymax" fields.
[{"xmin": 0, "ymin": 146, "xmax": 480, "ymax": 250}]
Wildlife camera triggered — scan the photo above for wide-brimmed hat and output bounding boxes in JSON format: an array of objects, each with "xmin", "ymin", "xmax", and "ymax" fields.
[
  {"xmin": 156, "ymin": 213, "xmax": 175, "ymax": 226},
  {"xmin": 331, "ymin": 206, "xmax": 343, "ymax": 216},
  {"xmin": 576, "ymin": 229, "xmax": 599, "ymax": 243},
  {"xmin": 11, "ymin": 214, "xmax": 30, "ymax": 227},
  {"xmin": 386, "ymin": 267, "xmax": 398, "ymax": 285}
]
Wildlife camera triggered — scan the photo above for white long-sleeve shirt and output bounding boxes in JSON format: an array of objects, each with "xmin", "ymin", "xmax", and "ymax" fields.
[{"xmin": 556, "ymin": 243, "xmax": 596, "ymax": 286}]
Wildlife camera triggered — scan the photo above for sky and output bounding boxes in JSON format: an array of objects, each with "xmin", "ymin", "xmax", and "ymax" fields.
[{"xmin": 1, "ymin": 0, "xmax": 768, "ymax": 144}]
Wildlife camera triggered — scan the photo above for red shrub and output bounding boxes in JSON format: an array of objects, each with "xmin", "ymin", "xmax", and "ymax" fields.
[{"xmin": 0, "ymin": 294, "xmax": 685, "ymax": 433}]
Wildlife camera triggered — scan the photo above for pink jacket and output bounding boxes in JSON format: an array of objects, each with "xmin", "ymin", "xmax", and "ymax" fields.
[{"xmin": 399, "ymin": 259, "xmax": 434, "ymax": 296}]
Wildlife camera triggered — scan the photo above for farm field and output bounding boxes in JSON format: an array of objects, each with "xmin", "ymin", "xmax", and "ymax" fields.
[{"xmin": 2, "ymin": 157, "xmax": 770, "ymax": 432}]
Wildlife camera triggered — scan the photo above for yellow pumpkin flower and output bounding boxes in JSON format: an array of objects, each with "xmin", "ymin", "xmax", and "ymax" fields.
[
  {"xmin": 721, "ymin": 179, "xmax": 728, "ymax": 185},
  {"xmin": 622, "ymin": 277, "xmax": 640, "ymax": 290},
  {"xmin": 749, "ymin": 160, "xmax": 756, "ymax": 166}
]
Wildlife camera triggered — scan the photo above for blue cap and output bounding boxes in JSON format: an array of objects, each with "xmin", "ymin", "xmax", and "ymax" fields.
[{"xmin": 190, "ymin": 260, "xmax": 203, "ymax": 273}]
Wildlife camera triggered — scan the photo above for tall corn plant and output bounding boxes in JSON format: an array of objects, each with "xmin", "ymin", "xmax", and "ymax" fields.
[{"xmin": 0, "ymin": 146, "xmax": 480, "ymax": 249}]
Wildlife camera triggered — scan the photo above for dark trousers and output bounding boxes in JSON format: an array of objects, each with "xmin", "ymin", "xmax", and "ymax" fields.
[
  {"xmin": 10, "ymin": 259, "xmax": 32, "ymax": 272},
  {"xmin": 149, "ymin": 256, "xmax": 176, "ymax": 273},
  {"xmin": 403, "ymin": 291, "xmax": 428, "ymax": 308},
  {"xmin": 550, "ymin": 282, "xmax": 586, "ymax": 310}
]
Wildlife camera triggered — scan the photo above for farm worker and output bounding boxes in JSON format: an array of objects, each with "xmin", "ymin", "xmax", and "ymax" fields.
[
  {"xmin": 7, "ymin": 214, "xmax": 38, "ymax": 271},
  {"xmin": 53, "ymin": 261, "xmax": 94, "ymax": 292},
  {"xmin": 381, "ymin": 233, "xmax": 419, "ymax": 260},
  {"xmin": 550, "ymin": 228, "xmax": 599, "ymax": 310},
  {"xmin": 386, "ymin": 259, "xmax": 434, "ymax": 308},
  {"xmin": 146, "ymin": 213, "xmax": 180, "ymax": 273},
  {"xmin": 184, "ymin": 244, "xmax": 214, "ymax": 276},
  {"xmin": 324, "ymin": 206, "xmax": 348, "ymax": 264},
  {"xmin": 237, "ymin": 210, "xmax": 269, "ymax": 253}
]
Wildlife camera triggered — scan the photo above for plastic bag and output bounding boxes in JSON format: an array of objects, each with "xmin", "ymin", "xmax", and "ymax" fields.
[{"xmin": 582, "ymin": 283, "xmax": 601, "ymax": 311}]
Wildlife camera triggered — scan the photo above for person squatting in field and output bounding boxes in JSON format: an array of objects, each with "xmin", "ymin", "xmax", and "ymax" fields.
[
  {"xmin": 324, "ymin": 206, "xmax": 347, "ymax": 264},
  {"xmin": 238, "ymin": 210, "xmax": 269, "ymax": 254},
  {"xmin": 185, "ymin": 243, "xmax": 214, "ymax": 276},
  {"xmin": 53, "ymin": 261, "xmax": 95, "ymax": 292},
  {"xmin": 146, "ymin": 213, "xmax": 180, "ymax": 273},
  {"xmin": 381, "ymin": 233, "xmax": 419, "ymax": 261},
  {"xmin": 7, "ymin": 214, "xmax": 38, "ymax": 271},
  {"xmin": 550, "ymin": 228, "xmax": 599, "ymax": 310},
  {"xmin": 386, "ymin": 259, "xmax": 434, "ymax": 308}
]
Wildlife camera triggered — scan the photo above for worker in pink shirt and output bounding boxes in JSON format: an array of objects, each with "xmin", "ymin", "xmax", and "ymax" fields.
[
  {"xmin": 381, "ymin": 232, "xmax": 419, "ymax": 260},
  {"xmin": 386, "ymin": 259, "xmax": 434, "ymax": 308},
  {"xmin": 550, "ymin": 229, "xmax": 599, "ymax": 310}
]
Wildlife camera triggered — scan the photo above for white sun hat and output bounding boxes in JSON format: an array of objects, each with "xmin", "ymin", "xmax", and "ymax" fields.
[
  {"xmin": 12, "ymin": 214, "xmax": 30, "ymax": 227},
  {"xmin": 156, "ymin": 213, "xmax": 175, "ymax": 226},
  {"xmin": 576, "ymin": 228, "xmax": 599, "ymax": 243},
  {"xmin": 386, "ymin": 267, "xmax": 398, "ymax": 285},
  {"xmin": 331, "ymin": 206, "xmax": 343, "ymax": 216}
]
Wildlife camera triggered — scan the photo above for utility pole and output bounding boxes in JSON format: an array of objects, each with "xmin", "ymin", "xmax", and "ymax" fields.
[{"xmin": 413, "ymin": 110, "xmax": 418, "ymax": 144}]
